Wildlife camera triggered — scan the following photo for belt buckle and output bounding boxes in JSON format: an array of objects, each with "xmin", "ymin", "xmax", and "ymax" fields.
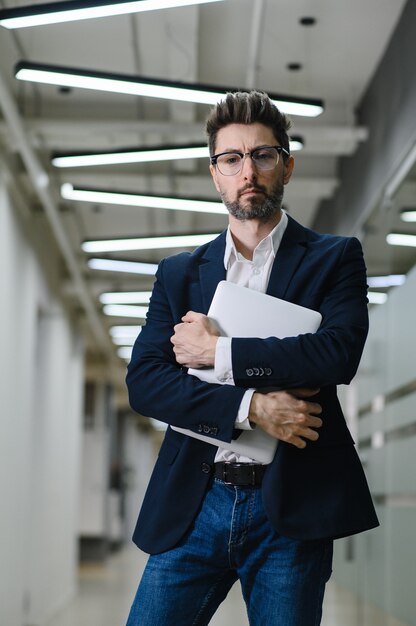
[
  {"xmin": 250, "ymin": 464, "xmax": 256, "ymax": 486},
  {"xmin": 222, "ymin": 463, "xmax": 233, "ymax": 485}
]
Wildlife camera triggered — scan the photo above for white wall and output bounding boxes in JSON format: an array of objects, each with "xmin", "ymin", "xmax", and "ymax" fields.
[
  {"xmin": 0, "ymin": 176, "xmax": 85, "ymax": 626},
  {"xmin": 334, "ymin": 265, "xmax": 416, "ymax": 626}
]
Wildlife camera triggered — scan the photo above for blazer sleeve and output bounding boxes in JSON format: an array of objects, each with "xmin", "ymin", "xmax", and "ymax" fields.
[
  {"xmin": 126, "ymin": 258, "xmax": 246, "ymax": 442},
  {"xmin": 231, "ymin": 237, "xmax": 369, "ymax": 389}
]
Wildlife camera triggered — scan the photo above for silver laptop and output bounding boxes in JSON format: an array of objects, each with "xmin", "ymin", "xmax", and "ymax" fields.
[{"xmin": 172, "ymin": 281, "xmax": 322, "ymax": 463}]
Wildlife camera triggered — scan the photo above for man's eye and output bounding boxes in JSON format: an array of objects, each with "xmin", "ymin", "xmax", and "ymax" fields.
[
  {"xmin": 254, "ymin": 150, "xmax": 274, "ymax": 161},
  {"xmin": 223, "ymin": 154, "xmax": 240, "ymax": 165}
]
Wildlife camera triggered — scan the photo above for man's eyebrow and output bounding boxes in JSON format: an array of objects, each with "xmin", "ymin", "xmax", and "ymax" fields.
[{"xmin": 216, "ymin": 144, "xmax": 273, "ymax": 154}]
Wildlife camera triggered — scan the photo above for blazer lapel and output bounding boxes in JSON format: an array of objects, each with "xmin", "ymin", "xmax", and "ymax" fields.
[
  {"xmin": 266, "ymin": 215, "xmax": 309, "ymax": 300},
  {"xmin": 198, "ymin": 231, "xmax": 227, "ymax": 313}
]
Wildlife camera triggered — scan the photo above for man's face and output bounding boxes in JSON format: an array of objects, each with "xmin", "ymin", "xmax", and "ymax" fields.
[{"xmin": 209, "ymin": 123, "xmax": 294, "ymax": 222}]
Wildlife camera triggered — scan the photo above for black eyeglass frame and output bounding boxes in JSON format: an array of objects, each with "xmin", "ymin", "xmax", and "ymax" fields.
[{"xmin": 210, "ymin": 145, "xmax": 290, "ymax": 175}]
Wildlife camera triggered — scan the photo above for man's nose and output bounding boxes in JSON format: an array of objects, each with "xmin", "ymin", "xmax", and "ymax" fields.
[{"xmin": 241, "ymin": 154, "xmax": 257, "ymax": 180}]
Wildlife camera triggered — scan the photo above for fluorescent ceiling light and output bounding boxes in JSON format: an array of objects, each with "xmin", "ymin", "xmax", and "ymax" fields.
[
  {"xmin": 111, "ymin": 335, "xmax": 137, "ymax": 346},
  {"xmin": 103, "ymin": 304, "xmax": 148, "ymax": 318},
  {"xmin": 367, "ymin": 275, "xmax": 406, "ymax": 288},
  {"xmin": 53, "ymin": 138, "xmax": 303, "ymax": 168},
  {"xmin": 117, "ymin": 346, "xmax": 133, "ymax": 361},
  {"xmin": 110, "ymin": 324, "xmax": 141, "ymax": 345},
  {"xmin": 0, "ymin": 0, "xmax": 225, "ymax": 29},
  {"xmin": 100, "ymin": 291, "xmax": 152, "ymax": 304},
  {"xmin": 52, "ymin": 144, "xmax": 209, "ymax": 168},
  {"xmin": 289, "ymin": 136, "xmax": 304, "ymax": 152},
  {"xmin": 62, "ymin": 183, "xmax": 227, "ymax": 215},
  {"xmin": 88, "ymin": 258, "xmax": 158, "ymax": 274},
  {"xmin": 110, "ymin": 325, "xmax": 142, "ymax": 338},
  {"xmin": 15, "ymin": 62, "xmax": 324, "ymax": 117},
  {"xmin": 368, "ymin": 292, "xmax": 388, "ymax": 305},
  {"xmin": 386, "ymin": 233, "xmax": 416, "ymax": 247},
  {"xmin": 83, "ymin": 233, "xmax": 220, "ymax": 252},
  {"xmin": 400, "ymin": 209, "xmax": 416, "ymax": 222}
]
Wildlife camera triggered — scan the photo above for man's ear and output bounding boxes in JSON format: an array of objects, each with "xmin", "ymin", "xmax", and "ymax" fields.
[
  {"xmin": 283, "ymin": 155, "xmax": 295, "ymax": 185},
  {"xmin": 209, "ymin": 163, "xmax": 221, "ymax": 193}
]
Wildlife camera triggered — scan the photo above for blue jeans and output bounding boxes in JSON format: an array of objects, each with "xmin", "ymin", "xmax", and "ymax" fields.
[{"xmin": 126, "ymin": 478, "xmax": 333, "ymax": 626}]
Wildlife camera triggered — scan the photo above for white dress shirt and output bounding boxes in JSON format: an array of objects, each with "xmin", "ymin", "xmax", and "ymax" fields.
[{"xmin": 213, "ymin": 210, "xmax": 288, "ymax": 463}]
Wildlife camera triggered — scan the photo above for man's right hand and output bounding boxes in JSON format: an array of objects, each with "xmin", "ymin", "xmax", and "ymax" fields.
[{"xmin": 248, "ymin": 388, "xmax": 323, "ymax": 449}]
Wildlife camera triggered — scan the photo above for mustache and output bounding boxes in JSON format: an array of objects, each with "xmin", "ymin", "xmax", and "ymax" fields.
[{"xmin": 238, "ymin": 184, "xmax": 267, "ymax": 197}]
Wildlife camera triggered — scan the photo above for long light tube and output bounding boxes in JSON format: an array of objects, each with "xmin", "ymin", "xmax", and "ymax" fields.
[
  {"xmin": 0, "ymin": 0, "xmax": 226, "ymax": 29},
  {"xmin": 103, "ymin": 304, "xmax": 148, "ymax": 317},
  {"xmin": 367, "ymin": 292, "xmax": 388, "ymax": 305},
  {"xmin": 87, "ymin": 258, "xmax": 158, "ymax": 274},
  {"xmin": 52, "ymin": 137, "xmax": 304, "ymax": 168},
  {"xmin": 367, "ymin": 275, "xmax": 406, "ymax": 288},
  {"xmin": 62, "ymin": 184, "xmax": 227, "ymax": 215},
  {"xmin": 53, "ymin": 145, "xmax": 210, "ymax": 168},
  {"xmin": 83, "ymin": 233, "xmax": 220, "ymax": 253},
  {"xmin": 386, "ymin": 233, "xmax": 416, "ymax": 247},
  {"xmin": 100, "ymin": 291, "xmax": 152, "ymax": 304},
  {"xmin": 400, "ymin": 210, "xmax": 416, "ymax": 222},
  {"xmin": 110, "ymin": 325, "xmax": 142, "ymax": 338},
  {"xmin": 117, "ymin": 346, "xmax": 133, "ymax": 360},
  {"xmin": 15, "ymin": 62, "xmax": 324, "ymax": 117}
]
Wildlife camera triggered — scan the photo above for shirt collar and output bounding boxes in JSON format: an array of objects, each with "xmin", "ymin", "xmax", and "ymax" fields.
[{"xmin": 224, "ymin": 210, "xmax": 288, "ymax": 269}]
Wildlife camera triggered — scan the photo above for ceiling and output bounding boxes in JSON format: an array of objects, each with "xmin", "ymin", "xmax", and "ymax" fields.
[{"xmin": 0, "ymin": 0, "xmax": 410, "ymax": 381}]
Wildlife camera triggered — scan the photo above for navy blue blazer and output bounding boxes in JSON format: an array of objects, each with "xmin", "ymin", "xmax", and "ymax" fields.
[{"xmin": 127, "ymin": 215, "xmax": 379, "ymax": 554}]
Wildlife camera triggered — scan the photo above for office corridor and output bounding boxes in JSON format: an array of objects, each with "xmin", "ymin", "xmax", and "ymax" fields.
[{"xmin": 43, "ymin": 546, "xmax": 410, "ymax": 626}]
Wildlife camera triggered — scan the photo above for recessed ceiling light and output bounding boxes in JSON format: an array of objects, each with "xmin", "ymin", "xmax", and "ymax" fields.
[
  {"xmin": 299, "ymin": 16, "xmax": 317, "ymax": 26},
  {"xmin": 287, "ymin": 63, "xmax": 303, "ymax": 72}
]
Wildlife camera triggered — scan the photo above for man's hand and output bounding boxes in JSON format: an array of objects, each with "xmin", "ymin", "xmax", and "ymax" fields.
[
  {"xmin": 248, "ymin": 388, "xmax": 322, "ymax": 449},
  {"xmin": 171, "ymin": 311, "xmax": 220, "ymax": 368}
]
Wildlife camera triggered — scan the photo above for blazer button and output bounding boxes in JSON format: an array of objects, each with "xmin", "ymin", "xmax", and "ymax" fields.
[
  {"xmin": 246, "ymin": 368, "xmax": 254, "ymax": 376},
  {"xmin": 201, "ymin": 463, "xmax": 211, "ymax": 474}
]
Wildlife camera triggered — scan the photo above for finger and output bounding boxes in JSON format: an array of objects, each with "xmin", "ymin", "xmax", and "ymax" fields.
[
  {"xmin": 182, "ymin": 311, "xmax": 202, "ymax": 322},
  {"xmin": 298, "ymin": 427, "xmax": 320, "ymax": 441}
]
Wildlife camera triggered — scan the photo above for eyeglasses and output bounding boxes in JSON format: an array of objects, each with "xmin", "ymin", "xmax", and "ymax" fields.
[{"xmin": 210, "ymin": 145, "xmax": 289, "ymax": 176}]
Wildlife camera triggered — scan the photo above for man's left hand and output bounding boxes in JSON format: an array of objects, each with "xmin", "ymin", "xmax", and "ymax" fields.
[{"xmin": 171, "ymin": 311, "xmax": 220, "ymax": 368}]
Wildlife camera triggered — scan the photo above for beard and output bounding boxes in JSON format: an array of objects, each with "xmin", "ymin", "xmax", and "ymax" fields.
[{"xmin": 220, "ymin": 176, "xmax": 284, "ymax": 222}]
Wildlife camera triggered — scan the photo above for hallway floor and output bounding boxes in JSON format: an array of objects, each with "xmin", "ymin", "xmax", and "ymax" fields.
[{"xmin": 44, "ymin": 546, "xmax": 409, "ymax": 626}]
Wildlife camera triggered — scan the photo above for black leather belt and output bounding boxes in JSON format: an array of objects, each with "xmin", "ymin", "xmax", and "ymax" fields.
[{"xmin": 214, "ymin": 462, "xmax": 266, "ymax": 487}]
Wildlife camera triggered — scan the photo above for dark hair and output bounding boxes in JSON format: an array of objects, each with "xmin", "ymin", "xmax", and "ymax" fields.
[{"xmin": 205, "ymin": 91, "xmax": 291, "ymax": 157}]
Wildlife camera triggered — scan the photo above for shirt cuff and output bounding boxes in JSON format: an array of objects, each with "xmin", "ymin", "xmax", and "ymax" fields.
[
  {"xmin": 214, "ymin": 336, "xmax": 234, "ymax": 384},
  {"xmin": 235, "ymin": 389, "xmax": 256, "ymax": 430}
]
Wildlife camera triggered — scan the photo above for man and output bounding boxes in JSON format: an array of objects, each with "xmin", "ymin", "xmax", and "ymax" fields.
[{"xmin": 126, "ymin": 91, "xmax": 378, "ymax": 626}]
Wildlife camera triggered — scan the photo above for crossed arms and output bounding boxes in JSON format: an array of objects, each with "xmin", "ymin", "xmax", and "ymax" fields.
[{"xmin": 126, "ymin": 236, "xmax": 368, "ymax": 449}]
